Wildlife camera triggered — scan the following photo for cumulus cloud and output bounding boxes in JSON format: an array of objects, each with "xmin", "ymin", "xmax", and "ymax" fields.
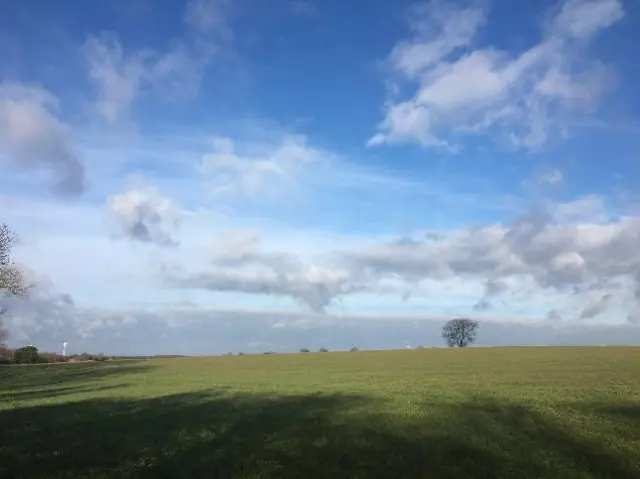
[
  {"xmin": 0, "ymin": 83, "xmax": 85, "ymax": 196},
  {"xmin": 146, "ymin": 193, "xmax": 640, "ymax": 322},
  {"xmin": 210, "ymin": 228, "xmax": 301, "ymax": 271},
  {"xmin": 165, "ymin": 228, "xmax": 360, "ymax": 313},
  {"xmin": 370, "ymin": 0, "xmax": 623, "ymax": 149},
  {"xmin": 198, "ymin": 134, "xmax": 331, "ymax": 198},
  {"xmin": 156, "ymin": 195, "xmax": 640, "ymax": 321},
  {"xmin": 579, "ymin": 293, "xmax": 612, "ymax": 319},
  {"xmin": 107, "ymin": 187, "xmax": 184, "ymax": 246},
  {"xmin": 341, "ymin": 203, "xmax": 640, "ymax": 319}
]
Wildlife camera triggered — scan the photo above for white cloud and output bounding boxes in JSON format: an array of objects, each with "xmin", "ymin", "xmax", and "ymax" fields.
[
  {"xmin": 341, "ymin": 206, "xmax": 640, "ymax": 319},
  {"xmin": 554, "ymin": 195, "xmax": 608, "ymax": 223},
  {"xmin": 85, "ymin": 0, "xmax": 231, "ymax": 123},
  {"xmin": 210, "ymin": 228, "xmax": 300, "ymax": 271},
  {"xmin": 521, "ymin": 167, "xmax": 566, "ymax": 197},
  {"xmin": 551, "ymin": 0, "xmax": 624, "ymax": 39},
  {"xmin": 134, "ymin": 193, "xmax": 640, "ymax": 323},
  {"xmin": 4, "ymin": 187, "xmax": 640, "ymax": 351},
  {"xmin": 371, "ymin": 0, "xmax": 623, "ymax": 149},
  {"xmin": 0, "ymin": 83, "xmax": 85, "ymax": 196},
  {"xmin": 183, "ymin": 0, "xmax": 232, "ymax": 39},
  {"xmin": 107, "ymin": 187, "xmax": 184, "ymax": 246},
  {"xmin": 165, "ymin": 228, "xmax": 358, "ymax": 313},
  {"xmin": 84, "ymin": 35, "xmax": 211, "ymax": 123},
  {"xmin": 198, "ymin": 134, "xmax": 332, "ymax": 198},
  {"xmin": 85, "ymin": 34, "xmax": 144, "ymax": 124},
  {"xmin": 389, "ymin": 1, "xmax": 485, "ymax": 79},
  {"xmin": 541, "ymin": 168, "xmax": 564, "ymax": 185}
]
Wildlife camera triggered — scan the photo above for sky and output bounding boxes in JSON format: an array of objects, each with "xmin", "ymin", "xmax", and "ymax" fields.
[{"xmin": 1, "ymin": 0, "xmax": 640, "ymax": 355}]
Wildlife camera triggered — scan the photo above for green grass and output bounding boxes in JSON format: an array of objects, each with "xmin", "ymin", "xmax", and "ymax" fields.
[{"xmin": 1, "ymin": 347, "xmax": 640, "ymax": 478}]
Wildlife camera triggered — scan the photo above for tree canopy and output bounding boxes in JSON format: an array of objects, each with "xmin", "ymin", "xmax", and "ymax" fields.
[
  {"xmin": 13, "ymin": 345, "xmax": 40, "ymax": 364},
  {"xmin": 442, "ymin": 318, "xmax": 479, "ymax": 348}
]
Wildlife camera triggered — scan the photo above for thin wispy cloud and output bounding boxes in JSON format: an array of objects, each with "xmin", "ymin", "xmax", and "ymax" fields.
[
  {"xmin": 85, "ymin": 0, "xmax": 232, "ymax": 124},
  {"xmin": 198, "ymin": 134, "xmax": 330, "ymax": 199}
]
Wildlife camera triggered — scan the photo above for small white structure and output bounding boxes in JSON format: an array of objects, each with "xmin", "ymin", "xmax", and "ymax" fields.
[{"xmin": 62, "ymin": 341, "xmax": 68, "ymax": 357}]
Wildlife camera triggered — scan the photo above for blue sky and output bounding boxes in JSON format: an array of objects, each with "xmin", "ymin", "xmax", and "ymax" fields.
[{"xmin": 1, "ymin": 0, "xmax": 640, "ymax": 355}]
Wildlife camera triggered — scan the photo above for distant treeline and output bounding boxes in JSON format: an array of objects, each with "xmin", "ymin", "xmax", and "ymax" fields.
[{"xmin": 0, "ymin": 346, "xmax": 187, "ymax": 365}]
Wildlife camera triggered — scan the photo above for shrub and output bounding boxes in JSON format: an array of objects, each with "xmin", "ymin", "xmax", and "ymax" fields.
[
  {"xmin": 0, "ymin": 347, "xmax": 14, "ymax": 364},
  {"xmin": 350, "ymin": 347, "xmax": 359, "ymax": 352},
  {"xmin": 38, "ymin": 352, "xmax": 69, "ymax": 363},
  {"xmin": 13, "ymin": 345, "xmax": 40, "ymax": 364},
  {"xmin": 319, "ymin": 348, "xmax": 329, "ymax": 353},
  {"xmin": 299, "ymin": 348, "xmax": 310, "ymax": 353}
]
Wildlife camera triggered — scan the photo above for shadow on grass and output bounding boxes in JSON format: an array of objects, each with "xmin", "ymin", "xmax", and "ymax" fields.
[
  {"xmin": 0, "ymin": 361, "xmax": 157, "ymax": 401},
  {"xmin": 596, "ymin": 404, "xmax": 640, "ymax": 424},
  {"xmin": 0, "ymin": 384, "xmax": 132, "ymax": 402},
  {"xmin": 1, "ymin": 392, "xmax": 639, "ymax": 479},
  {"xmin": 0, "ymin": 360, "xmax": 154, "ymax": 386}
]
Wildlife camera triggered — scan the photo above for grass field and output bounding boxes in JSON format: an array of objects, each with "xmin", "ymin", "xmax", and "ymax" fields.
[{"xmin": 1, "ymin": 347, "xmax": 640, "ymax": 478}]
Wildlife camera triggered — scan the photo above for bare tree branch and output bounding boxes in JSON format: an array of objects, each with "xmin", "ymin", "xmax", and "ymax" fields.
[
  {"xmin": 0, "ymin": 223, "xmax": 29, "ymax": 346},
  {"xmin": 0, "ymin": 223, "xmax": 28, "ymax": 295},
  {"xmin": 0, "ymin": 264, "xmax": 28, "ymax": 299}
]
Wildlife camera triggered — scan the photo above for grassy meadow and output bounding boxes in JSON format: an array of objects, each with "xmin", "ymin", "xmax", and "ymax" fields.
[{"xmin": 1, "ymin": 347, "xmax": 640, "ymax": 478}]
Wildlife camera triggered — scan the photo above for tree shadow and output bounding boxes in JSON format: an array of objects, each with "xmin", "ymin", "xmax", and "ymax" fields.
[
  {"xmin": 0, "ymin": 361, "xmax": 157, "ymax": 401},
  {"xmin": 596, "ymin": 404, "xmax": 640, "ymax": 424},
  {"xmin": 1, "ymin": 392, "xmax": 639, "ymax": 478},
  {"xmin": 0, "ymin": 384, "xmax": 131, "ymax": 402},
  {"xmin": 0, "ymin": 360, "xmax": 154, "ymax": 387},
  {"xmin": 435, "ymin": 399, "xmax": 640, "ymax": 479}
]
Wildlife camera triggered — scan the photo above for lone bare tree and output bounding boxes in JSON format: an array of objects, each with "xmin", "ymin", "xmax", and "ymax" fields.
[
  {"xmin": 442, "ymin": 318, "xmax": 479, "ymax": 348},
  {"xmin": 0, "ymin": 223, "xmax": 29, "ymax": 347}
]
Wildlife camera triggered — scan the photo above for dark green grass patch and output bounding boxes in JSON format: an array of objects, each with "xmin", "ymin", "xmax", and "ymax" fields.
[{"xmin": 1, "ymin": 347, "xmax": 639, "ymax": 478}]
